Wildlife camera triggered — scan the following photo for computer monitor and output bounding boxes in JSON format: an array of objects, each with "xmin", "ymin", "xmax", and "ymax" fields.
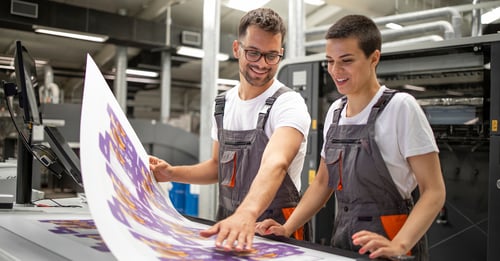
[
  {"xmin": 14, "ymin": 40, "xmax": 42, "ymax": 126},
  {"xmin": 44, "ymin": 126, "xmax": 83, "ymax": 188},
  {"xmin": 11, "ymin": 40, "xmax": 41, "ymax": 204},
  {"xmin": 7, "ymin": 41, "xmax": 83, "ymax": 204}
]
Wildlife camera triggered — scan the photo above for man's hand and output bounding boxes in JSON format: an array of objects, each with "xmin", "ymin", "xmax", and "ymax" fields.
[
  {"xmin": 199, "ymin": 211, "xmax": 257, "ymax": 252},
  {"xmin": 149, "ymin": 156, "xmax": 173, "ymax": 182}
]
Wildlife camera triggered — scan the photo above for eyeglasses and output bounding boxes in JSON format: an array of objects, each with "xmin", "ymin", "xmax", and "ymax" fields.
[{"xmin": 239, "ymin": 42, "xmax": 283, "ymax": 65}]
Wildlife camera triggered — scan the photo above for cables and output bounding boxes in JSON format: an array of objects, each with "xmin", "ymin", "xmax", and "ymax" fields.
[
  {"xmin": 32, "ymin": 198, "xmax": 82, "ymax": 208},
  {"xmin": 2, "ymin": 80, "xmax": 65, "ymax": 180}
]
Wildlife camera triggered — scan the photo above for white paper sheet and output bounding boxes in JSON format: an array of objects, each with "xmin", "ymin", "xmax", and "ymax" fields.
[
  {"xmin": 0, "ymin": 212, "xmax": 113, "ymax": 261},
  {"xmin": 80, "ymin": 54, "xmax": 355, "ymax": 261}
]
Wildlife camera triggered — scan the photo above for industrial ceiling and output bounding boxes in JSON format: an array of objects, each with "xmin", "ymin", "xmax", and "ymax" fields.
[{"xmin": 0, "ymin": 0, "xmax": 499, "ymax": 106}]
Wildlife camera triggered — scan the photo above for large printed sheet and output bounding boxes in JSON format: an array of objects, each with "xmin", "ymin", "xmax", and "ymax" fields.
[
  {"xmin": 80, "ymin": 55, "xmax": 355, "ymax": 261},
  {"xmin": 0, "ymin": 211, "xmax": 113, "ymax": 261}
]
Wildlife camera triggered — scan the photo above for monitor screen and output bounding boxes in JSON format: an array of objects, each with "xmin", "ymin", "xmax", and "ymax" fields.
[
  {"xmin": 44, "ymin": 126, "xmax": 83, "ymax": 188},
  {"xmin": 14, "ymin": 40, "xmax": 42, "ymax": 125}
]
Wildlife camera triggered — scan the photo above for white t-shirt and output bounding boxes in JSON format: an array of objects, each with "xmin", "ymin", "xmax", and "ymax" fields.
[
  {"xmin": 321, "ymin": 86, "xmax": 438, "ymax": 198},
  {"xmin": 211, "ymin": 79, "xmax": 311, "ymax": 191}
]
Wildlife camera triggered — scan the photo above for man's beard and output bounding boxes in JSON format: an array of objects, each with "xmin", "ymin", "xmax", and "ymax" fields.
[{"xmin": 241, "ymin": 65, "xmax": 275, "ymax": 87}]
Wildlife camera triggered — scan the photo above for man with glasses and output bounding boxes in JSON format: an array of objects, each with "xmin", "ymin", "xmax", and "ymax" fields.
[{"xmin": 149, "ymin": 8, "xmax": 310, "ymax": 251}]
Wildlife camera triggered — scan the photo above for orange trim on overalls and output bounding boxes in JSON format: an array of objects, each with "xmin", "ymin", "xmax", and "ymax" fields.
[
  {"xmin": 224, "ymin": 153, "xmax": 237, "ymax": 187},
  {"xmin": 380, "ymin": 214, "xmax": 411, "ymax": 255},
  {"xmin": 282, "ymin": 207, "xmax": 304, "ymax": 240}
]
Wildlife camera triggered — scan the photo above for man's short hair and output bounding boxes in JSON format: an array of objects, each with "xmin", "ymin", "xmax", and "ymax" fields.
[{"xmin": 238, "ymin": 8, "xmax": 286, "ymax": 45}]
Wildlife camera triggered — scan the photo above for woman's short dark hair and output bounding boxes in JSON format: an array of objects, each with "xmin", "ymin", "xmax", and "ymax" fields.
[
  {"xmin": 325, "ymin": 15, "xmax": 381, "ymax": 57},
  {"xmin": 238, "ymin": 8, "xmax": 286, "ymax": 45}
]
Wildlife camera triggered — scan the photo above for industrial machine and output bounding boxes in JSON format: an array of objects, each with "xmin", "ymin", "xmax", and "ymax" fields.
[{"xmin": 277, "ymin": 33, "xmax": 500, "ymax": 261}]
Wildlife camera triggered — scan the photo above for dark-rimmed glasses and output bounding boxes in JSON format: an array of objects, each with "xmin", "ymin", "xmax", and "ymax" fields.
[{"xmin": 239, "ymin": 42, "xmax": 283, "ymax": 65}]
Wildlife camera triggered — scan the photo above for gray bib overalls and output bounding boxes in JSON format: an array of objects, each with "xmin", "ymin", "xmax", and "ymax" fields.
[
  {"xmin": 214, "ymin": 86, "xmax": 308, "ymax": 240},
  {"xmin": 324, "ymin": 89, "xmax": 428, "ymax": 260}
]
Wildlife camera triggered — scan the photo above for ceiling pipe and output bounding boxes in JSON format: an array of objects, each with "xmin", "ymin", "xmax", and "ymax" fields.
[
  {"xmin": 372, "ymin": 7, "xmax": 463, "ymax": 39},
  {"xmin": 40, "ymin": 65, "xmax": 60, "ymax": 104},
  {"xmin": 305, "ymin": 21, "xmax": 454, "ymax": 49},
  {"xmin": 381, "ymin": 35, "xmax": 444, "ymax": 49},
  {"xmin": 305, "ymin": 6, "xmax": 463, "ymax": 39},
  {"xmin": 380, "ymin": 20, "xmax": 455, "ymax": 42},
  {"xmin": 471, "ymin": 0, "xmax": 482, "ymax": 37}
]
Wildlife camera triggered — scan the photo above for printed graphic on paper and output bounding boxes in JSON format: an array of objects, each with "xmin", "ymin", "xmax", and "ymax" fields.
[
  {"xmin": 80, "ymin": 55, "xmax": 354, "ymax": 261},
  {"xmin": 39, "ymin": 219, "xmax": 109, "ymax": 252}
]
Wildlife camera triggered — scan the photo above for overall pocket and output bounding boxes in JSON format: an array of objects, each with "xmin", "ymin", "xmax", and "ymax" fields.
[
  {"xmin": 325, "ymin": 147, "xmax": 344, "ymax": 190},
  {"xmin": 220, "ymin": 150, "xmax": 237, "ymax": 187}
]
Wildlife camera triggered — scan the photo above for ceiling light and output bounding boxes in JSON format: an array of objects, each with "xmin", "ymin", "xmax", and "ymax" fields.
[
  {"xmin": 217, "ymin": 78, "xmax": 239, "ymax": 86},
  {"xmin": 224, "ymin": 0, "xmax": 270, "ymax": 12},
  {"xmin": 33, "ymin": 25, "xmax": 109, "ymax": 42},
  {"xmin": 482, "ymin": 7, "xmax": 500, "ymax": 24},
  {"xmin": 126, "ymin": 69, "xmax": 159, "ymax": 78},
  {"xmin": 0, "ymin": 56, "xmax": 47, "ymax": 66},
  {"xmin": 403, "ymin": 84, "xmax": 426, "ymax": 92},
  {"xmin": 35, "ymin": 59, "xmax": 48, "ymax": 65},
  {"xmin": 304, "ymin": 0, "xmax": 325, "ymax": 6},
  {"xmin": 177, "ymin": 46, "xmax": 204, "ymax": 58},
  {"xmin": 446, "ymin": 90, "xmax": 464, "ymax": 96},
  {"xmin": 217, "ymin": 53, "xmax": 230, "ymax": 61},
  {"xmin": 176, "ymin": 46, "xmax": 229, "ymax": 61},
  {"xmin": 0, "ymin": 56, "xmax": 12, "ymax": 62},
  {"xmin": 385, "ymin": 23, "xmax": 403, "ymax": 29},
  {"xmin": 0, "ymin": 65, "xmax": 14, "ymax": 70}
]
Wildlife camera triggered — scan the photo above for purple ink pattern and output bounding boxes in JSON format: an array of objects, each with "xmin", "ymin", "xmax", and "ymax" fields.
[
  {"xmin": 95, "ymin": 103, "xmax": 305, "ymax": 260},
  {"xmin": 39, "ymin": 219, "xmax": 110, "ymax": 252}
]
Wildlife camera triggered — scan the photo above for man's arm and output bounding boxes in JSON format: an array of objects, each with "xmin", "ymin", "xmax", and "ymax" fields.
[
  {"xmin": 199, "ymin": 126, "xmax": 304, "ymax": 251},
  {"xmin": 150, "ymin": 141, "xmax": 220, "ymax": 184}
]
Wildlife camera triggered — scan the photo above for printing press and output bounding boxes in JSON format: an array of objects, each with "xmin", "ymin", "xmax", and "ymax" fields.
[{"xmin": 277, "ymin": 33, "xmax": 500, "ymax": 261}]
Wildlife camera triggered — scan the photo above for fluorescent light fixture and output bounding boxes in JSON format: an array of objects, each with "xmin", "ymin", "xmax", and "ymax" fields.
[
  {"xmin": 0, "ymin": 65, "xmax": 14, "ymax": 70},
  {"xmin": 217, "ymin": 78, "xmax": 239, "ymax": 86},
  {"xmin": 126, "ymin": 69, "xmax": 159, "ymax": 78},
  {"xmin": 403, "ymin": 84, "xmax": 426, "ymax": 92},
  {"xmin": 304, "ymin": 0, "xmax": 325, "ymax": 6},
  {"xmin": 224, "ymin": 0, "xmax": 270, "ymax": 12},
  {"xmin": 35, "ymin": 59, "xmax": 48, "ymax": 65},
  {"xmin": 446, "ymin": 90, "xmax": 464, "ymax": 96},
  {"xmin": 0, "ymin": 56, "xmax": 47, "ymax": 66},
  {"xmin": 217, "ymin": 53, "xmax": 230, "ymax": 61},
  {"xmin": 385, "ymin": 22, "xmax": 403, "ymax": 29},
  {"xmin": 464, "ymin": 117, "xmax": 479, "ymax": 125},
  {"xmin": 177, "ymin": 46, "xmax": 204, "ymax": 58},
  {"xmin": 482, "ymin": 7, "xmax": 500, "ymax": 24},
  {"xmin": 0, "ymin": 56, "xmax": 12, "ymax": 62},
  {"xmin": 33, "ymin": 25, "xmax": 109, "ymax": 42},
  {"xmin": 176, "ymin": 46, "xmax": 229, "ymax": 61}
]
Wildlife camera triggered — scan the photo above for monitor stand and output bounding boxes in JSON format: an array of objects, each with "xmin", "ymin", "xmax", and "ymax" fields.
[{"xmin": 15, "ymin": 134, "xmax": 33, "ymax": 205}]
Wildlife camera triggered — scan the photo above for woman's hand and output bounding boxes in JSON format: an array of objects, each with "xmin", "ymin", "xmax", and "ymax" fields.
[
  {"xmin": 255, "ymin": 219, "xmax": 289, "ymax": 237},
  {"xmin": 352, "ymin": 230, "xmax": 408, "ymax": 259}
]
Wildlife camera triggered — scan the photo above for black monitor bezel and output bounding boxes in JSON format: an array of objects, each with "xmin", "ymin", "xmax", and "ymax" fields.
[
  {"xmin": 44, "ymin": 126, "xmax": 83, "ymax": 188},
  {"xmin": 14, "ymin": 40, "xmax": 42, "ymax": 126}
]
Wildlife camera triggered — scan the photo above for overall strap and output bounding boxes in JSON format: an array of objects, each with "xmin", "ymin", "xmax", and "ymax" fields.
[
  {"xmin": 331, "ymin": 96, "xmax": 348, "ymax": 124},
  {"xmin": 256, "ymin": 86, "xmax": 292, "ymax": 130},
  {"xmin": 214, "ymin": 92, "xmax": 226, "ymax": 130},
  {"xmin": 367, "ymin": 89, "xmax": 397, "ymax": 125}
]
